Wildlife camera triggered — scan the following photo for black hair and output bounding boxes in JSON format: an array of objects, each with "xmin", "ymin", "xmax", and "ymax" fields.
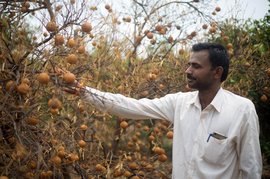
[{"xmin": 191, "ymin": 42, "xmax": 230, "ymax": 82}]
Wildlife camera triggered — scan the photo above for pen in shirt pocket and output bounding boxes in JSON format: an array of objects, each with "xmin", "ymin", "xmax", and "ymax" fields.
[{"xmin": 207, "ymin": 132, "xmax": 227, "ymax": 142}]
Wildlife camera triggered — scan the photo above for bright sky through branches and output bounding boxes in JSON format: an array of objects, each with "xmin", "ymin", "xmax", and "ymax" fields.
[{"xmin": 217, "ymin": 0, "xmax": 269, "ymax": 20}]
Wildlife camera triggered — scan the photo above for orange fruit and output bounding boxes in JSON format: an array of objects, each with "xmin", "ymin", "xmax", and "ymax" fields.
[
  {"xmin": 168, "ymin": 36, "xmax": 174, "ymax": 43},
  {"xmin": 128, "ymin": 162, "xmax": 139, "ymax": 170},
  {"xmin": 48, "ymin": 98, "xmax": 62, "ymax": 109},
  {"xmin": 95, "ymin": 164, "xmax": 106, "ymax": 172},
  {"xmin": 55, "ymin": 34, "xmax": 64, "ymax": 46},
  {"xmin": 43, "ymin": 32, "xmax": 48, "ymax": 37},
  {"xmin": 123, "ymin": 171, "xmax": 132, "ymax": 177},
  {"xmin": 202, "ymin": 24, "xmax": 208, "ymax": 29},
  {"xmin": 226, "ymin": 43, "xmax": 233, "ymax": 50},
  {"xmin": 16, "ymin": 83, "xmax": 30, "ymax": 94},
  {"xmin": 120, "ymin": 121, "xmax": 128, "ymax": 129},
  {"xmin": 143, "ymin": 126, "xmax": 150, "ymax": 132},
  {"xmin": 113, "ymin": 169, "xmax": 123, "ymax": 177},
  {"xmin": 179, "ymin": 48, "xmax": 185, "ymax": 55},
  {"xmin": 153, "ymin": 147, "xmax": 165, "ymax": 155},
  {"xmin": 37, "ymin": 72, "xmax": 50, "ymax": 84},
  {"xmin": 124, "ymin": 16, "xmax": 131, "ymax": 22},
  {"xmin": 57, "ymin": 150, "xmax": 66, "ymax": 158},
  {"xmin": 147, "ymin": 73, "xmax": 157, "ymax": 81},
  {"xmin": 155, "ymin": 25, "xmax": 163, "ymax": 32},
  {"xmin": 26, "ymin": 117, "xmax": 39, "ymax": 126},
  {"xmin": 78, "ymin": 140, "xmax": 86, "ymax": 148},
  {"xmin": 145, "ymin": 164, "xmax": 154, "ymax": 171},
  {"xmin": 158, "ymin": 154, "xmax": 168, "ymax": 162},
  {"xmin": 67, "ymin": 38, "xmax": 76, "ymax": 48},
  {"xmin": 105, "ymin": 4, "xmax": 111, "ymax": 10},
  {"xmin": 209, "ymin": 27, "xmax": 216, "ymax": 34},
  {"xmin": 159, "ymin": 28, "xmax": 166, "ymax": 35},
  {"xmin": 40, "ymin": 171, "xmax": 47, "ymax": 178},
  {"xmin": 57, "ymin": 146, "xmax": 65, "ymax": 151},
  {"xmin": 215, "ymin": 6, "xmax": 221, "ymax": 12},
  {"xmin": 81, "ymin": 22, "xmax": 92, "ymax": 33},
  {"xmin": 148, "ymin": 135, "xmax": 155, "ymax": 141},
  {"xmin": 127, "ymin": 141, "xmax": 134, "ymax": 148},
  {"xmin": 144, "ymin": 29, "xmax": 150, "ymax": 35},
  {"xmin": 50, "ymin": 108, "xmax": 59, "ymax": 115},
  {"xmin": 190, "ymin": 31, "xmax": 197, "ymax": 37},
  {"xmin": 66, "ymin": 54, "xmax": 78, "ymax": 64},
  {"xmin": 260, "ymin": 94, "xmax": 268, "ymax": 102},
  {"xmin": 146, "ymin": 32, "xmax": 153, "ymax": 39},
  {"xmin": 68, "ymin": 153, "xmax": 79, "ymax": 162},
  {"xmin": 223, "ymin": 35, "xmax": 229, "ymax": 42},
  {"xmin": 77, "ymin": 45, "xmax": 85, "ymax": 54},
  {"xmin": 51, "ymin": 156, "xmax": 61, "ymax": 166},
  {"xmin": 63, "ymin": 72, "xmax": 76, "ymax": 84},
  {"xmin": 166, "ymin": 131, "xmax": 173, "ymax": 139},
  {"xmin": 46, "ymin": 21, "xmax": 57, "ymax": 32},
  {"xmin": 6, "ymin": 80, "xmax": 16, "ymax": 92},
  {"xmin": 80, "ymin": 124, "xmax": 88, "ymax": 131}
]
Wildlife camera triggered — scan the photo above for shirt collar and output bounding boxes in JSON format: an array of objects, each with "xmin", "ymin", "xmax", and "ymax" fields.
[
  {"xmin": 210, "ymin": 88, "xmax": 224, "ymax": 113},
  {"xmin": 189, "ymin": 88, "xmax": 224, "ymax": 112}
]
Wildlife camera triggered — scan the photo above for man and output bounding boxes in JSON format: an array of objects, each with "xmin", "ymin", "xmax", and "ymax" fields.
[{"xmin": 65, "ymin": 43, "xmax": 262, "ymax": 178}]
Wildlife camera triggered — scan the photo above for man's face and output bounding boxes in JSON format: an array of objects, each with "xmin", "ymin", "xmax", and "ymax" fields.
[{"xmin": 185, "ymin": 50, "xmax": 216, "ymax": 90}]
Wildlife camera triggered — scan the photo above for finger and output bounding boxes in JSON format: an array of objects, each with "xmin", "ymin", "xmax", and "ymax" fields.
[{"xmin": 63, "ymin": 87, "xmax": 79, "ymax": 95}]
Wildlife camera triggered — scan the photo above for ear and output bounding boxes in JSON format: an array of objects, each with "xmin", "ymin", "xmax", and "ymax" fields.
[{"xmin": 214, "ymin": 66, "xmax": 223, "ymax": 80}]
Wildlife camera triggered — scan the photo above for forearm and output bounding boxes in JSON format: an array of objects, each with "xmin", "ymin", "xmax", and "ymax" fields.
[{"xmin": 81, "ymin": 87, "xmax": 175, "ymax": 120}]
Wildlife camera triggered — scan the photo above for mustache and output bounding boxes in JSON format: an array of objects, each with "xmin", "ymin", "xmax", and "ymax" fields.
[{"xmin": 187, "ymin": 74, "xmax": 196, "ymax": 80}]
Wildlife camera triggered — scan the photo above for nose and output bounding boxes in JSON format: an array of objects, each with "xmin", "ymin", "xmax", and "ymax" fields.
[{"xmin": 185, "ymin": 65, "xmax": 191, "ymax": 74}]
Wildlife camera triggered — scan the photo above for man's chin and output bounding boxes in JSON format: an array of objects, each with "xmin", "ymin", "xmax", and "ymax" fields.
[
  {"xmin": 187, "ymin": 81, "xmax": 196, "ymax": 88},
  {"xmin": 185, "ymin": 83, "xmax": 197, "ymax": 91}
]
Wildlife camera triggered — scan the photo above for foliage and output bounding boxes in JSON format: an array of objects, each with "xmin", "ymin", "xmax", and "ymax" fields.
[
  {"xmin": 0, "ymin": 0, "xmax": 220, "ymax": 178},
  {"xmin": 1, "ymin": 0, "xmax": 269, "ymax": 178}
]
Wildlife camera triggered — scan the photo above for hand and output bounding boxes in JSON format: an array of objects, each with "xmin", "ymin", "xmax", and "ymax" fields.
[
  {"xmin": 62, "ymin": 81, "xmax": 86, "ymax": 96},
  {"xmin": 55, "ymin": 67, "xmax": 85, "ymax": 95}
]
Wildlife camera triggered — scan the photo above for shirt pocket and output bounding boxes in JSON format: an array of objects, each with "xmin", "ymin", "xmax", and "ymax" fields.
[{"xmin": 202, "ymin": 138, "xmax": 233, "ymax": 165}]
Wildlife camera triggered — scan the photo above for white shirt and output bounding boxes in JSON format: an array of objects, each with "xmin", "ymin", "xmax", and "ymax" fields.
[{"xmin": 83, "ymin": 87, "xmax": 262, "ymax": 179}]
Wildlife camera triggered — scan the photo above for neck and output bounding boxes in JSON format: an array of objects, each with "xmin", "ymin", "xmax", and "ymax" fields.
[{"xmin": 198, "ymin": 84, "xmax": 220, "ymax": 110}]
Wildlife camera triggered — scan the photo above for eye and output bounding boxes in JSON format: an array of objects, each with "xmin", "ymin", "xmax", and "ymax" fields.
[
  {"xmin": 193, "ymin": 64, "xmax": 201, "ymax": 69},
  {"xmin": 186, "ymin": 62, "xmax": 201, "ymax": 69}
]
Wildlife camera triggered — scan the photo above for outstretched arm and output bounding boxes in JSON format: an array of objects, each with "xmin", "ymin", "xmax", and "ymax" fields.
[{"xmin": 63, "ymin": 83, "xmax": 177, "ymax": 122}]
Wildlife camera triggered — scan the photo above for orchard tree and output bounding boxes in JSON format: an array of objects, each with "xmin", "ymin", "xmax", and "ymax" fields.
[{"xmin": 0, "ymin": 0, "xmax": 223, "ymax": 178}]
